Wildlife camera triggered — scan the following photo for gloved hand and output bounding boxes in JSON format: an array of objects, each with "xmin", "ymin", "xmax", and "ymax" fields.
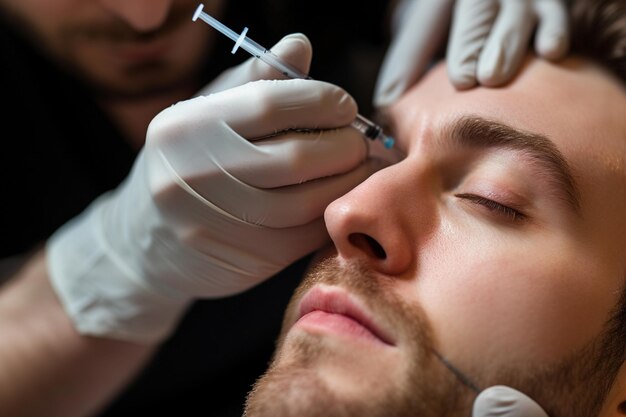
[
  {"xmin": 473, "ymin": 386, "xmax": 549, "ymax": 417},
  {"xmin": 374, "ymin": 0, "xmax": 570, "ymax": 108},
  {"xmin": 47, "ymin": 33, "xmax": 381, "ymax": 344}
]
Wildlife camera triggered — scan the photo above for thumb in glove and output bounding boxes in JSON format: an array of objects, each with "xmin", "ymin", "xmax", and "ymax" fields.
[{"xmin": 473, "ymin": 385, "xmax": 549, "ymax": 417}]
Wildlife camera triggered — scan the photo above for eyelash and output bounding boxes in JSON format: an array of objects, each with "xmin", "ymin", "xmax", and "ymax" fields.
[{"xmin": 455, "ymin": 193, "xmax": 526, "ymax": 222}]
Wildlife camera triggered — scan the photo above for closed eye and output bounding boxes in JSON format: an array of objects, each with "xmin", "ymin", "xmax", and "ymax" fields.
[{"xmin": 455, "ymin": 193, "xmax": 527, "ymax": 222}]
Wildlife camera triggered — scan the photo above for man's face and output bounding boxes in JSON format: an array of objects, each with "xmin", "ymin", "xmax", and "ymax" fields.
[
  {"xmin": 0, "ymin": 0, "xmax": 223, "ymax": 96},
  {"xmin": 245, "ymin": 57, "xmax": 626, "ymax": 417}
]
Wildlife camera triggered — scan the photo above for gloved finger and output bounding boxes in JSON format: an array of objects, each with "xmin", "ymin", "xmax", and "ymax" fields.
[
  {"xmin": 196, "ymin": 33, "xmax": 312, "ymax": 96},
  {"xmin": 155, "ymin": 155, "xmax": 386, "ymax": 229},
  {"xmin": 249, "ymin": 216, "xmax": 331, "ymax": 271},
  {"xmin": 149, "ymin": 120, "xmax": 366, "ymax": 190},
  {"xmin": 472, "ymin": 385, "xmax": 549, "ymax": 417},
  {"xmin": 447, "ymin": 0, "xmax": 499, "ymax": 90},
  {"xmin": 205, "ymin": 79, "xmax": 358, "ymax": 138},
  {"xmin": 476, "ymin": 0, "xmax": 536, "ymax": 86},
  {"xmin": 150, "ymin": 79, "xmax": 357, "ymax": 145},
  {"xmin": 191, "ymin": 216, "xmax": 333, "ymax": 297},
  {"xmin": 225, "ymin": 128, "xmax": 367, "ymax": 189},
  {"xmin": 373, "ymin": 0, "xmax": 455, "ymax": 109},
  {"xmin": 197, "ymin": 157, "xmax": 387, "ymax": 228},
  {"xmin": 533, "ymin": 0, "xmax": 569, "ymax": 60}
]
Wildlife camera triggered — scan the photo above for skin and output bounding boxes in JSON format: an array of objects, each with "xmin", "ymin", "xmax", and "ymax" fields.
[
  {"xmin": 245, "ymin": 56, "xmax": 626, "ymax": 416},
  {"xmin": 0, "ymin": 0, "xmax": 223, "ymax": 146}
]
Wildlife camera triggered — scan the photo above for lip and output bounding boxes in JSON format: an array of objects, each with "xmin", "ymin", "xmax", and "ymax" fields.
[{"xmin": 295, "ymin": 285, "xmax": 395, "ymax": 347}]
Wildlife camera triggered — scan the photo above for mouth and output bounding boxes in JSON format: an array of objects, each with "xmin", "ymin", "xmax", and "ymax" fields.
[{"xmin": 294, "ymin": 285, "xmax": 395, "ymax": 347}]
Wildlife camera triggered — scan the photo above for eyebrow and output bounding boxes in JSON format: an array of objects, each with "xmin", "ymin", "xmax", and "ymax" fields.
[{"xmin": 445, "ymin": 116, "xmax": 581, "ymax": 213}]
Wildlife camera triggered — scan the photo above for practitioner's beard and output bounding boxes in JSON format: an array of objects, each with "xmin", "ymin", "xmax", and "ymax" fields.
[{"xmin": 243, "ymin": 256, "xmax": 473, "ymax": 417}]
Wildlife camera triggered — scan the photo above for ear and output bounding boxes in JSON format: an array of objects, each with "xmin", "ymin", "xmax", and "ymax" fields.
[{"xmin": 600, "ymin": 360, "xmax": 626, "ymax": 417}]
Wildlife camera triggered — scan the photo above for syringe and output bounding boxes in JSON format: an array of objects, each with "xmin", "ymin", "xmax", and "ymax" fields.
[{"xmin": 192, "ymin": 4, "xmax": 395, "ymax": 149}]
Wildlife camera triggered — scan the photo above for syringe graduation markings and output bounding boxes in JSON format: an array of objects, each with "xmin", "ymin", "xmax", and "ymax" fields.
[{"xmin": 192, "ymin": 4, "xmax": 395, "ymax": 149}]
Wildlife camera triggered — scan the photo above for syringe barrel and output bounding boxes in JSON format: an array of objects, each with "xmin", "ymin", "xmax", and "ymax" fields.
[{"xmin": 351, "ymin": 114, "xmax": 382, "ymax": 140}]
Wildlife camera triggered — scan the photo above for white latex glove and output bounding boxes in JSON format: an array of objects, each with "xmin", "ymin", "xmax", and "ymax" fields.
[
  {"xmin": 473, "ymin": 386, "xmax": 549, "ymax": 417},
  {"xmin": 374, "ymin": 0, "xmax": 570, "ymax": 107},
  {"xmin": 47, "ymin": 34, "xmax": 382, "ymax": 344}
]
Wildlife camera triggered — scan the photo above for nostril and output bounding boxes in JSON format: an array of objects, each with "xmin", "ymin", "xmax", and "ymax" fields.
[{"xmin": 348, "ymin": 233, "xmax": 387, "ymax": 260}]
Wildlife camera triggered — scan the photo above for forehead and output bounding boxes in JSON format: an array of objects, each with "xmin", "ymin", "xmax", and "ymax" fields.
[{"xmin": 390, "ymin": 57, "xmax": 626, "ymax": 160}]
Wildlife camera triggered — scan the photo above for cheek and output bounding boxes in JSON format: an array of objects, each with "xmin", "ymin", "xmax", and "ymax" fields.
[
  {"xmin": 167, "ymin": 22, "xmax": 212, "ymax": 66},
  {"xmin": 11, "ymin": 0, "xmax": 79, "ymax": 23},
  {"xmin": 6, "ymin": 0, "xmax": 86, "ymax": 46},
  {"xmin": 414, "ymin": 228, "xmax": 618, "ymax": 371}
]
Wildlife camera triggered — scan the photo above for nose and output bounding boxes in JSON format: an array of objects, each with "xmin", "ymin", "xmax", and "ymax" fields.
[
  {"xmin": 324, "ymin": 160, "xmax": 435, "ymax": 276},
  {"xmin": 99, "ymin": 0, "xmax": 173, "ymax": 32}
]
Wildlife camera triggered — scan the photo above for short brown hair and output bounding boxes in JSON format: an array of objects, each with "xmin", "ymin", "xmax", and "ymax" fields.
[{"xmin": 570, "ymin": 0, "xmax": 626, "ymax": 84}]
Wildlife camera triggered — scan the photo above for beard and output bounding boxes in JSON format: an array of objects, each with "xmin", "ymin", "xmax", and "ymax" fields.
[
  {"xmin": 243, "ymin": 256, "xmax": 472, "ymax": 417},
  {"xmin": 243, "ymin": 255, "xmax": 624, "ymax": 417}
]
